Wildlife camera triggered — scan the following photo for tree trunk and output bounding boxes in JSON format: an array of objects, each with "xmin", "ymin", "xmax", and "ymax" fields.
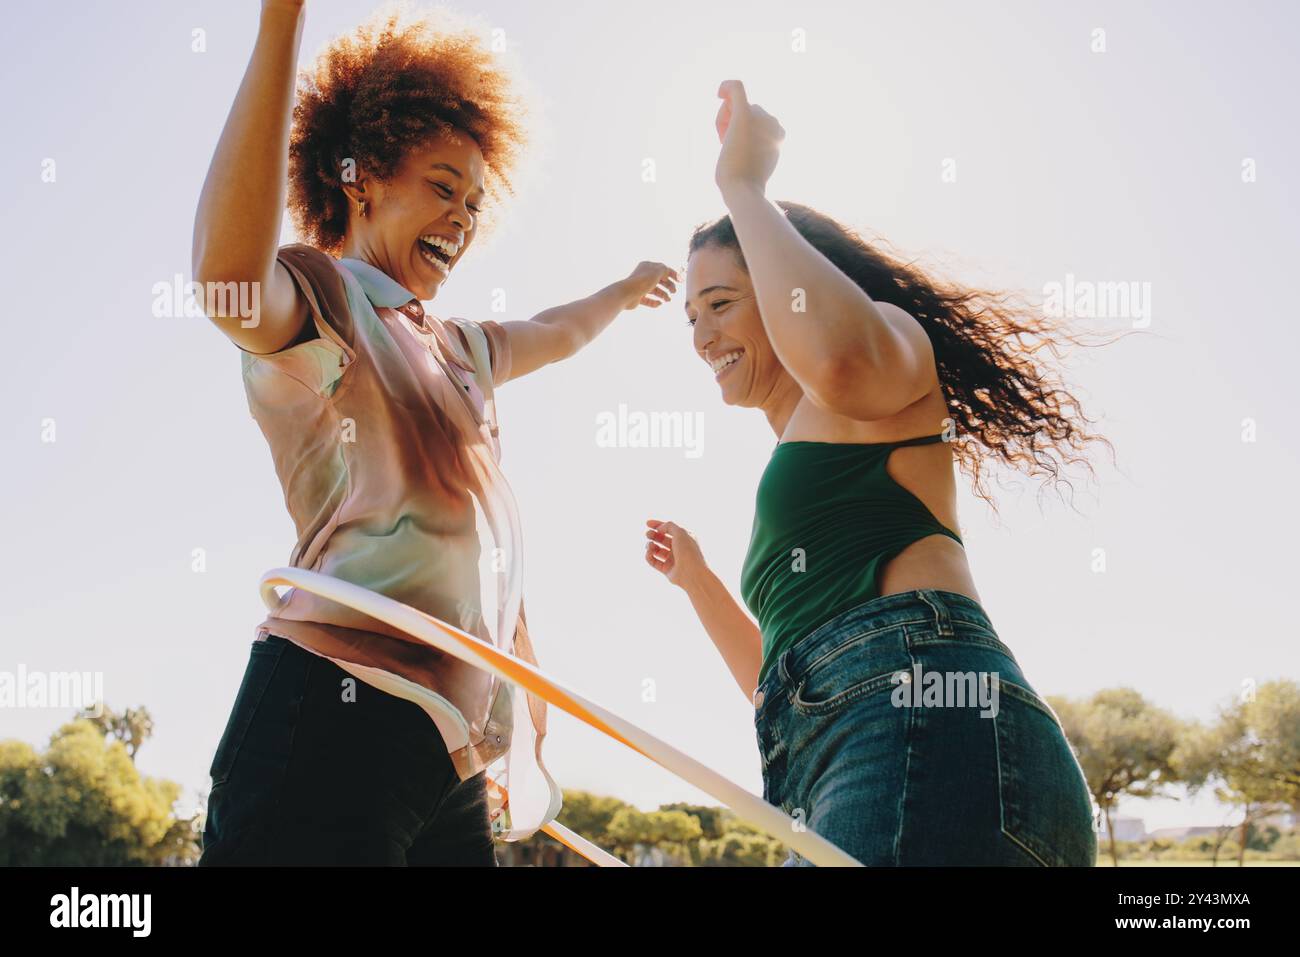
[
  {"xmin": 1237, "ymin": 804, "xmax": 1250, "ymax": 867},
  {"xmin": 1104, "ymin": 803, "xmax": 1119, "ymax": 867}
]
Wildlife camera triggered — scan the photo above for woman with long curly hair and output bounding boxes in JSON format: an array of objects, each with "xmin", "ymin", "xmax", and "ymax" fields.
[
  {"xmin": 644, "ymin": 81, "xmax": 1108, "ymax": 866},
  {"xmin": 194, "ymin": 0, "xmax": 675, "ymax": 865}
]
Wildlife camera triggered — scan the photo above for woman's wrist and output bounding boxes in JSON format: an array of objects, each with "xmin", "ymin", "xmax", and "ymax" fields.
[
  {"xmin": 717, "ymin": 177, "xmax": 767, "ymax": 207},
  {"xmin": 260, "ymin": 0, "xmax": 306, "ymax": 29},
  {"xmin": 678, "ymin": 562, "xmax": 718, "ymax": 598},
  {"xmin": 602, "ymin": 277, "xmax": 639, "ymax": 313}
]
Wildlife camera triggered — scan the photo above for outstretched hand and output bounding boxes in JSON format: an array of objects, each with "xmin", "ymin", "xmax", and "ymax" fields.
[
  {"xmin": 645, "ymin": 519, "xmax": 707, "ymax": 591},
  {"xmin": 618, "ymin": 261, "xmax": 679, "ymax": 310},
  {"xmin": 714, "ymin": 79, "xmax": 784, "ymax": 195}
]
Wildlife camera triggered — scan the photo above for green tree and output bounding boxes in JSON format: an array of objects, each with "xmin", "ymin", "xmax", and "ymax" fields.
[
  {"xmin": 646, "ymin": 809, "xmax": 702, "ymax": 845},
  {"xmin": 658, "ymin": 802, "xmax": 731, "ymax": 840},
  {"xmin": 554, "ymin": 790, "xmax": 630, "ymax": 843},
  {"xmin": 700, "ymin": 827, "xmax": 785, "ymax": 867},
  {"xmin": 605, "ymin": 807, "xmax": 702, "ymax": 864},
  {"xmin": 76, "ymin": 705, "xmax": 155, "ymax": 762},
  {"xmin": 1053, "ymin": 688, "xmax": 1186, "ymax": 866},
  {"xmin": 1175, "ymin": 680, "xmax": 1300, "ymax": 865},
  {"xmin": 0, "ymin": 715, "xmax": 200, "ymax": 866}
]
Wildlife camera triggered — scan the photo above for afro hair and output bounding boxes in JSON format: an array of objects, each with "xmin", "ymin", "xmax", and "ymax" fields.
[{"xmin": 288, "ymin": 5, "xmax": 527, "ymax": 254}]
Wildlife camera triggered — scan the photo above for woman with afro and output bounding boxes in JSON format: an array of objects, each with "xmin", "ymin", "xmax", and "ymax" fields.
[{"xmin": 193, "ymin": 0, "xmax": 675, "ymax": 865}]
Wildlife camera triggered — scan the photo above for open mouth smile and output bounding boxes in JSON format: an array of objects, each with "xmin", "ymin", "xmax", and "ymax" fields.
[
  {"xmin": 418, "ymin": 234, "xmax": 460, "ymax": 275},
  {"xmin": 709, "ymin": 349, "xmax": 744, "ymax": 381}
]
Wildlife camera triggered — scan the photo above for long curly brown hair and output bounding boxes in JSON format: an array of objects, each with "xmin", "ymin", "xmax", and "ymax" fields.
[
  {"xmin": 690, "ymin": 202, "xmax": 1130, "ymax": 512},
  {"xmin": 288, "ymin": 6, "xmax": 527, "ymax": 254}
]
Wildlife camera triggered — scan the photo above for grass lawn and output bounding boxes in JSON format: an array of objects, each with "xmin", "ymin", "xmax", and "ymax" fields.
[{"xmin": 1097, "ymin": 859, "xmax": 1300, "ymax": 866}]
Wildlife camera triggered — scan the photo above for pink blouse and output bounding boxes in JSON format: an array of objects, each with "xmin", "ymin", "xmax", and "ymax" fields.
[{"xmin": 236, "ymin": 244, "xmax": 559, "ymax": 839}]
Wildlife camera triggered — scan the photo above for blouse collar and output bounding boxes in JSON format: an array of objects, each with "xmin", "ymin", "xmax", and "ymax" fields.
[{"xmin": 337, "ymin": 257, "xmax": 420, "ymax": 310}]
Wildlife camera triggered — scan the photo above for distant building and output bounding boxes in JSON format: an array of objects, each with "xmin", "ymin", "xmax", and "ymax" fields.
[
  {"xmin": 1259, "ymin": 810, "xmax": 1298, "ymax": 830},
  {"xmin": 1146, "ymin": 825, "xmax": 1223, "ymax": 842},
  {"xmin": 1098, "ymin": 816, "xmax": 1145, "ymax": 841},
  {"xmin": 1147, "ymin": 811, "xmax": 1297, "ymax": 843},
  {"xmin": 630, "ymin": 843, "xmax": 674, "ymax": 867}
]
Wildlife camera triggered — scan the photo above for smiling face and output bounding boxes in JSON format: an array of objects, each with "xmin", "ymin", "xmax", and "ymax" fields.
[
  {"xmin": 343, "ymin": 129, "xmax": 487, "ymax": 301},
  {"xmin": 685, "ymin": 243, "xmax": 793, "ymax": 408}
]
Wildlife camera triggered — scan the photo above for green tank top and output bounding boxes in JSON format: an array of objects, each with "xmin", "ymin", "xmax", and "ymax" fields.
[{"xmin": 740, "ymin": 434, "xmax": 964, "ymax": 687}]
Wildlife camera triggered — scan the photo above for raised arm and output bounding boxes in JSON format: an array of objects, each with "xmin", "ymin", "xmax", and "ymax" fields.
[
  {"xmin": 191, "ymin": 0, "xmax": 310, "ymax": 354},
  {"xmin": 713, "ymin": 80, "xmax": 933, "ymax": 421}
]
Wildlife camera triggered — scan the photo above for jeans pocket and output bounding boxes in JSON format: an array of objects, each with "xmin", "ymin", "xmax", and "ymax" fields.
[
  {"xmin": 209, "ymin": 638, "xmax": 287, "ymax": 788},
  {"xmin": 789, "ymin": 626, "xmax": 909, "ymax": 718},
  {"xmin": 993, "ymin": 681, "xmax": 1096, "ymax": 866}
]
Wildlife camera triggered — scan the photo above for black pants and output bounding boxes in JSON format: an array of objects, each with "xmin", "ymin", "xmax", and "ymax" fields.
[{"xmin": 200, "ymin": 635, "xmax": 497, "ymax": 866}]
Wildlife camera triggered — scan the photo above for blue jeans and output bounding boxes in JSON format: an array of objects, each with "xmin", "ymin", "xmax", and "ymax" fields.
[
  {"xmin": 200, "ymin": 635, "xmax": 497, "ymax": 866},
  {"xmin": 753, "ymin": 589, "xmax": 1096, "ymax": 866}
]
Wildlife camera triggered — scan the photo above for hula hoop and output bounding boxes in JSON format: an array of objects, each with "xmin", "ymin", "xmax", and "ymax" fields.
[{"xmin": 258, "ymin": 567, "xmax": 862, "ymax": 867}]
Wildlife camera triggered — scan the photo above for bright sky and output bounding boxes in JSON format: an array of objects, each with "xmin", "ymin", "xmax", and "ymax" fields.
[{"xmin": 3, "ymin": 0, "xmax": 1297, "ymax": 837}]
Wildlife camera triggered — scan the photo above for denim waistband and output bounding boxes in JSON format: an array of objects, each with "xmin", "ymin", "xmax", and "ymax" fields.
[{"xmin": 754, "ymin": 589, "xmax": 999, "ymax": 708}]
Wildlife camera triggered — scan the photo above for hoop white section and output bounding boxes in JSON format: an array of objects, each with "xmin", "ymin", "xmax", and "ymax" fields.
[{"xmin": 258, "ymin": 568, "xmax": 862, "ymax": 867}]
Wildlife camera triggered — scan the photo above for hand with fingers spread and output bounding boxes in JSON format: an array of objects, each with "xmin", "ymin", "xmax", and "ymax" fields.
[
  {"xmin": 714, "ymin": 79, "xmax": 785, "ymax": 196},
  {"xmin": 644, "ymin": 519, "xmax": 707, "ymax": 591},
  {"xmin": 617, "ymin": 261, "xmax": 680, "ymax": 311}
]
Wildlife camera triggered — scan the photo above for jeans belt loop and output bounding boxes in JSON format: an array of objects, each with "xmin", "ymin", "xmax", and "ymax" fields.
[{"xmin": 919, "ymin": 589, "xmax": 954, "ymax": 637}]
